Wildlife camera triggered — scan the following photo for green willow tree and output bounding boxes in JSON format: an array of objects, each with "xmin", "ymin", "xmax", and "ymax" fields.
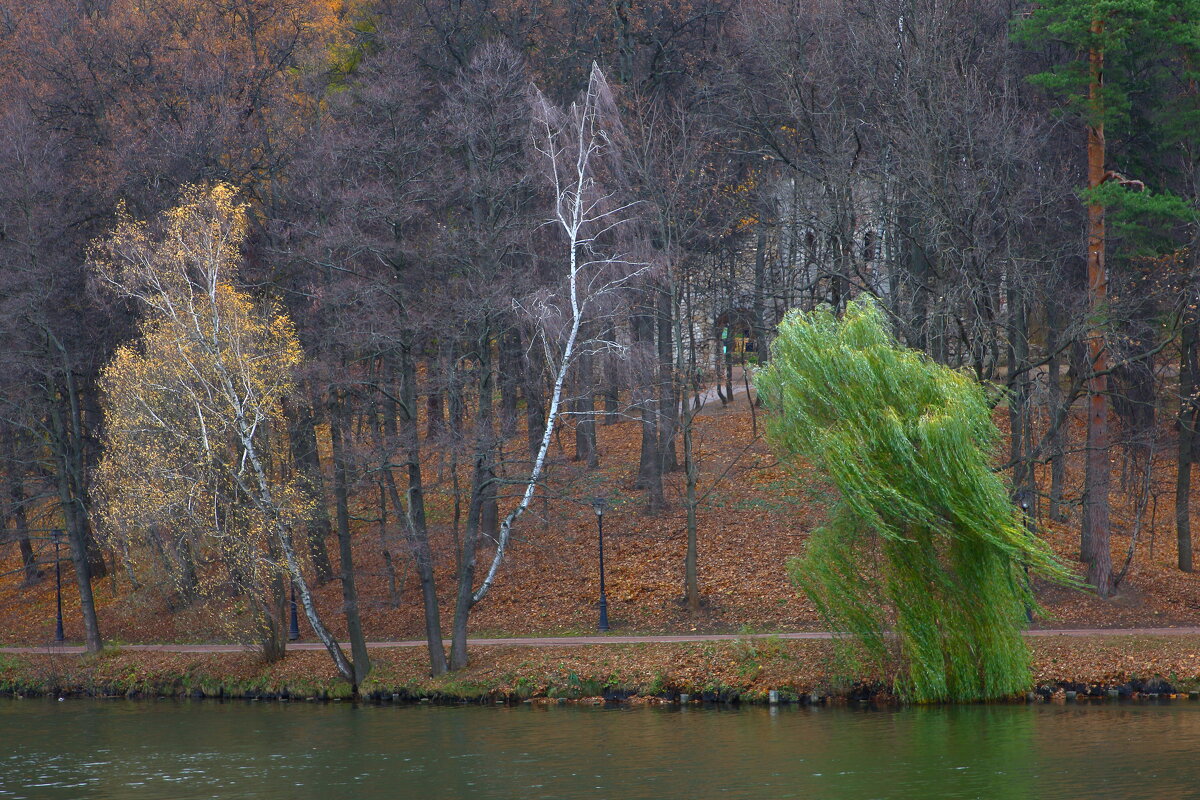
[{"xmin": 756, "ymin": 298, "xmax": 1073, "ymax": 703}]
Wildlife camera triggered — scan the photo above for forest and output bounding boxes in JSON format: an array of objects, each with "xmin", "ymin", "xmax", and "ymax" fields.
[{"xmin": 2, "ymin": 0, "xmax": 1200, "ymax": 689}]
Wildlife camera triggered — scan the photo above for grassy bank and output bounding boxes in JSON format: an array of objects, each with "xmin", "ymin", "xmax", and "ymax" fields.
[{"xmin": 3, "ymin": 635, "xmax": 1199, "ymax": 705}]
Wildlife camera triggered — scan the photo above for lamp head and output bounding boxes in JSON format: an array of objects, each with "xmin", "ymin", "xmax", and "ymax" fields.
[{"xmin": 591, "ymin": 497, "xmax": 606, "ymax": 517}]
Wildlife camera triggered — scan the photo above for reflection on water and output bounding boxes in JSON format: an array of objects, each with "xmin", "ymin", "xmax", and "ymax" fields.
[{"xmin": 0, "ymin": 697, "xmax": 1196, "ymax": 799}]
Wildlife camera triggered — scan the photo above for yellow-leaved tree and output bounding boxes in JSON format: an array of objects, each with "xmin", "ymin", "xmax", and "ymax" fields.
[{"xmin": 91, "ymin": 183, "xmax": 359, "ymax": 682}]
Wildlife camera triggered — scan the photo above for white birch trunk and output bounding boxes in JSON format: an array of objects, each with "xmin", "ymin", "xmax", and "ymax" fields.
[{"xmin": 474, "ymin": 63, "xmax": 635, "ymax": 605}]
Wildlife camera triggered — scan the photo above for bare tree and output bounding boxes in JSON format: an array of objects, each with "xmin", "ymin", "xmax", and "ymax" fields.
[{"xmin": 455, "ymin": 63, "xmax": 643, "ymax": 666}]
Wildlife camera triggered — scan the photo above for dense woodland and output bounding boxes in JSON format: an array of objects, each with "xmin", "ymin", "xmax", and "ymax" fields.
[{"xmin": 2, "ymin": 0, "xmax": 1200, "ymax": 685}]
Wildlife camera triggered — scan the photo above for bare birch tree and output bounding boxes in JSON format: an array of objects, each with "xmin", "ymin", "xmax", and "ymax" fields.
[{"xmin": 452, "ymin": 64, "xmax": 642, "ymax": 666}]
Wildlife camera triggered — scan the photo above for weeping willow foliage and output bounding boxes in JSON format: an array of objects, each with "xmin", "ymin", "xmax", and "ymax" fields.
[{"xmin": 755, "ymin": 297, "xmax": 1074, "ymax": 702}]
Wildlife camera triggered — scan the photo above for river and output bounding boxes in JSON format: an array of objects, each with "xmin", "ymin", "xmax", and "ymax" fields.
[{"xmin": 1, "ymin": 698, "xmax": 1197, "ymax": 799}]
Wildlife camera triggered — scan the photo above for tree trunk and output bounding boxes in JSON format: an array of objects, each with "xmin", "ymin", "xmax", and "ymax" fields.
[
  {"xmin": 386, "ymin": 343, "xmax": 447, "ymax": 676},
  {"xmin": 724, "ymin": 326, "xmax": 735, "ymax": 404},
  {"xmin": 1081, "ymin": 23, "xmax": 1112, "ymax": 597},
  {"xmin": 269, "ymin": 540, "xmax": 288, "ymax": 661},
  {"xmin": 602, "ymin": 320, "xmax": 620, "ymax": 424},
  {"xmin": 714, "ymin": 322, "xmax": 728, "ymax": 405},
  {"xmin": 277, "ymin": 527, "xmax": 353, "ymax": 681},
  {"xmin": 378, "ymin": 483, "xmax": 402, "ymax": 607},
  {"xmin": 476, "ymin": 326, "xmax": 498, "ymax": 539},
  {"xmin": 752, "ymin": 224, "xmax": 770, "ymax": 358},
  {"xmin": 172, "ymin": 534, "xmax": 199, "ymax": 605},
  {"xmin": 451, "ymin": 454, "xmax": 483, "ymax": 670},
  {"xmin": 524, "ymin": 330, "xmax": 547, "ymax": 464},
  {"xmin": 450, "ymin": 450, "xmax": 484, "ymax": 672},
  {"xmin": 681, "ymin": 262, "xmax": 701, "ymax": 610},
  {"xmin": 49, "ymin": 396, "xmax": 101, "ymax": 652},
  {"xmin": 425, "ymin": 350, "xmax": 445, "ymax": 440},
  {"xmin": 574, "ymin": 322, "xmax": 598, "ymax": 468},
  {"xmin": 499, "ymin": 324, "xmax": 522, "ymax": 438},
  {"xmin": 1177, "ymin": 308, "xmax": 1198, "ymax": 572},
  {"xmin": 447, "ymin": 337, "xmax": 465, "ymax": 440},
  {"xmin": 3, "ymin": 439, "xmax": 41, "ymax": 585},
  {"xmin": 257, "ymin": 538, "xmax": 288, "ymax": 662},
  {"xmin": 1008, "ymin": 285, "xmax": 1032, "ymax": 500},
  {"xmin": 60, "ymin": 372, "xmax": 106, "ymax": 579},
  {"xmin": 684, "ymin": 409, "xmax": 700, "ymax": 612},
  {"xmin": 451, "ymin": 323, "xmax": 497, "ymax": 669},
  {"xmin": 657, "ymin": 281, "xmax": 679, "ymax": 472},
  {"xmin": 285, "ymin": 397, "xmax": 335, "ymax": 584},
  {"xmin": 633, "ymin": 303, "xmax": 664, "ymax": 509},
  {"xmin": 901, "ymin": 209, "xmax": 935, "ymax": 356},
  {"xmin": 234, "ymin": 392, "xmax": 353, "ymax": 682},
  {"xmin": 1046, "ymin": 297, "xmax": 1069, "ymax": 522},
  {"xmin": 329, "ymin": 392, "xmax": 371, "ymax": 687}
]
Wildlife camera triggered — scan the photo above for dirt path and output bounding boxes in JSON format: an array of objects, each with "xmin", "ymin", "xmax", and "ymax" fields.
[
  {"xmin": 4, "ymin": 627, "xmax": 1199, "ymax": 655},
  {"xmin": 695, "ymin": 365, "xmax": 750, "ymax": 408}
]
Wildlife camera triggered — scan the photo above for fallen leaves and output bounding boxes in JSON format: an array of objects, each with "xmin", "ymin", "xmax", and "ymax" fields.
[{"xmin": 0, "ymin": 399, "xmax": 1196, "ymax": 650}]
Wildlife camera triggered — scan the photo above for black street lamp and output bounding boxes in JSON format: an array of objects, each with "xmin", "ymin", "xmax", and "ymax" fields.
[
  {"xmin": 52, "ymin": 529, "xmax": 64, "ymax": 643},
  {"xmin": 592, "ymin": 497, "xmax": 610, "ymax": 632},
  {"xmin": 288, "ymin": 582, "xmax": 301, "ymax": 642}
]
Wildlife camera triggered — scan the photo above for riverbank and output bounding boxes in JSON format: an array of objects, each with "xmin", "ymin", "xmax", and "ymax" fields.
[{"xmin": 3, "ymin": 634, "xmax": 1198, "ymax": 704}]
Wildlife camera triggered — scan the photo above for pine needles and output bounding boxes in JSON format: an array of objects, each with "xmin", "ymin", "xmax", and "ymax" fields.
[{"xmin": 756, "ymin": 297, "xmax": 1075, "ymax": 702}]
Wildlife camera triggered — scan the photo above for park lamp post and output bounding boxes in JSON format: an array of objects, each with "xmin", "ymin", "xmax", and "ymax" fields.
[
  {"xmin": 52, "ymin": 529, "xmax": 64, "ymax": 643},
  {"xmin": 592, "ymin": 497, "xmax": 610, "ymax": 632}
]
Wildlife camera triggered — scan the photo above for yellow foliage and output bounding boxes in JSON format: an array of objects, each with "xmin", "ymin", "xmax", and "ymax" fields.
[{"xmin": 92, "ymin": 183, "xmax": 311, "ymax": 644}]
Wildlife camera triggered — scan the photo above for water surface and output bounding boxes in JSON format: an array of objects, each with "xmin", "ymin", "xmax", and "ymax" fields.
[{"xmin": 1, "ymin": 698, "xmax": 1196, "ymax": 799}]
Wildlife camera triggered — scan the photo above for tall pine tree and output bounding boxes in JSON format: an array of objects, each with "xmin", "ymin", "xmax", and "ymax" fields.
[{"xmin": 1017, "ymin": 0, "xmax": 1200, "ymax": 594}]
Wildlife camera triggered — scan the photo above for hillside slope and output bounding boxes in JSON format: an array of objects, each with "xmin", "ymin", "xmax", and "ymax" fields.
[{"xmin": 1, "ymin": 393, "xmax": 1197, "ymax": 645}]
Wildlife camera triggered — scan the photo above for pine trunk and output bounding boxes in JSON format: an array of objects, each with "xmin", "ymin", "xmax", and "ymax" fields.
[{"xmin": 1081, "ymin": 24, "xmax": 1113, "ymax": 597}]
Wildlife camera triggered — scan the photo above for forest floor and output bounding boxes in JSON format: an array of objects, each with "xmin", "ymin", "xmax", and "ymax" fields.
[{"xmin": 0, "ymin": 380, "xmax": 1198, "ymax": 695}]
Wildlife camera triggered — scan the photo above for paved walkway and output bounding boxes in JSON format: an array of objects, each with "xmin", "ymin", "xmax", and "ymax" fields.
[{"xmin": 3, "ymin": 627, "xmax": 1199, "ymax": 655}]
